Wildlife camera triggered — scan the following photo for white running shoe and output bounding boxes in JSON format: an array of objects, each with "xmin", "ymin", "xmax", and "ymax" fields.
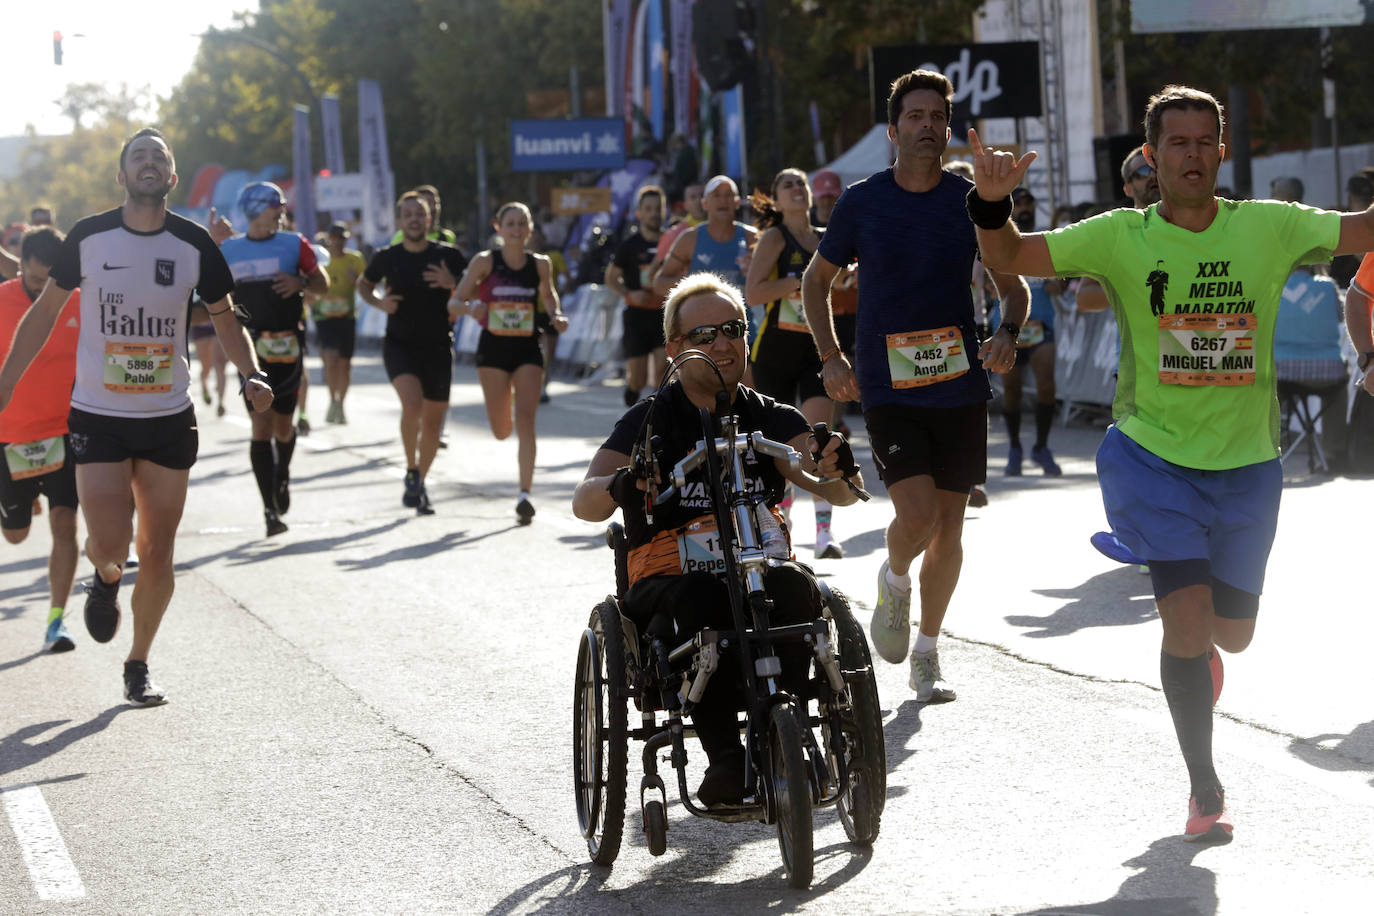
[
  {"xmin": 908, "ymin": 648, "xmax": 956, "ymax": 703},
  {"xmin": 815, "ymin": 528, "xmax": 844, "ymax": 560},
  {"xmin": 871, "ymin": 559, "xmax": 911, "ymax": 664}
]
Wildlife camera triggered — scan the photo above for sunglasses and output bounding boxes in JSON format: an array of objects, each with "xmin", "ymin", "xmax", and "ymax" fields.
[
  {"xmin": 674, "ymin": 318, "xmax": 748, "ymax": 346},
  {"xmin": 1129, "ymin": 164, "xmax": 1155, "ymax": 180}
]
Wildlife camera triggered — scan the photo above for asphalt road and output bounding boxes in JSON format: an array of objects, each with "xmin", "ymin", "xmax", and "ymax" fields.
[{"xmin": 1, "ymin": 352, "xmax": 1370, "ymax": 914}]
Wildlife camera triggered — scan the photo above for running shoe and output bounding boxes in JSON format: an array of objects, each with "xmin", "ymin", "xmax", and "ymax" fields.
[
  {"xmin": 437, "ymin": 437, "xmax": 449, "ymax": 450},
  {"xmin": 1090, "ymin": 530, "xmax": 1149, "ymax": 567},
  {"xmin": 324, "ymin": 401, "xmax": 337, "ymax": 424},
  {"xmin": 216, "ymin": 403, "xmax": 226, "ymax": 417},
  {"xmin": 335, "ymin": 403, "xmax": 346, "ymax": 425},
  {"xmin": 123, "ymin": 660, "xmax": 168, "ymax": 708},
  {"xmin": 516, "ymin": 497, "xmax": 536, "ymax": 525},
  {"xmin": 1209, "ymin": 646, "xmax": 1224, "ymax": 706},
  {"xmin": 1184, "ymin": 785, "xmax": 1233, "ymax": 843},
  {"xmin": 402, "ymin": 469, "xmax": 421, "ymax": 508},
  {"xmin": 1005, "ymin": 445, "xmax": 1023, "ymax": 476},
  {"xmin": 967, "ymin": 485, "xmax": 989, "ymax": 508},
  {"xmin": 83, "ymin": 571, "xmax": 122, "ymax": 644},
  {"xmin": 1031, "ymin": 445, "xmax": 1063, "ymax": 477},
  {"xmin": 296, "ymin": 415, "xmax": 311, "ymax": 435},
  {"xmin": 871, "ymin": 559, "xmax": 911, "ymax": 664},
  {"xmin": 202, "ymin": 385, "xmax": 212, "ymax": 405},
  {"xmin": 274, "ymin": 473, "xmax": 291, "ymax": 516},
  {"xmin": 43, "ymin": 617, "xmax": 76, "ymax": 653},
  {"xmin": 265, "ymin": 509, "xmax": 288, "ymax": 537},
  {"xmin": 815, "ymin": 528, "xmax": 844, "ymax": 559},
  {"xmin": 416, "ymin": 487, "xmax": 435, "ymax": 516},
  {"xmin": 909, "ymin": 648, "xmax": 956, "ymax": 703},
  {"xmin": 540, "ymin": 390, "xmax": 551, "ymax": 404},
  {"xmin": 697, "ymin": 749, "xmax": 748, "ymax": 807}
]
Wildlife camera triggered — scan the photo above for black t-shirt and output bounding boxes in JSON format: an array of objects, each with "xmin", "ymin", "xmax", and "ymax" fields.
[
  {"xmin": 611, "ymin": 229, "xmax": 659, "ymax": 292},
  {"xmin": 363, "ymin": 241, "xmax": 469, "ymax": 345},
  {"xmin": 601, "ymin": 382, "xmax": 808, "ymax": 550}
]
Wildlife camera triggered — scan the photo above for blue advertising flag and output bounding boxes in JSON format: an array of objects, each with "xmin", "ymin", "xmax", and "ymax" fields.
[{"xmin": 648, "ymin": 0, "xmax": 666, "ymax": 141}]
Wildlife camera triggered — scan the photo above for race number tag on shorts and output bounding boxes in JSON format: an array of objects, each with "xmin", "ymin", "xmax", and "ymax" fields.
[
  {"xmin": 104, "ymin": 342, "xmax": 173, "ymax": 393},
  {"xmin": 488, "ymin": 301, "xmax": 535, "ymax": 336},
  {"xmin": 255, "ymin": 330, "xmax": 301, "ymax": 364},
  {"xmin": 886, "ymin": 326, "xmax": 969, "ymax": 389},
  {"xmin": 1018, "ymin": 320, "xmax": 1045, "ymax": 349},
  {"xmin": 777, "ymin": 297, "xmax": 809, "ymax": 333},
  {"xmin": 1157, "ymin": 314, "xmax": 1256, "ymax": 386},
  {"xmin": 317, "ymin": 297, "xmax": 352, "ymax": 319},
  {"xmin": 677, "ymin": 517, "xmax": 726, "ymax": 575},
  {"xmin": 5, "ymin": 436, "xmax": 63, "ymax": 480}
]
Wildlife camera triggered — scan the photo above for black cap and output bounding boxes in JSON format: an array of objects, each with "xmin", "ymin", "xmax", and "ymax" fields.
[
  {"xmin": 1011, "ymin": 187, "xmax": 1035, "ymax": 203},
  {"xmin": 328, "ymin": 221, "xmax": 350, "ymax": 237}
]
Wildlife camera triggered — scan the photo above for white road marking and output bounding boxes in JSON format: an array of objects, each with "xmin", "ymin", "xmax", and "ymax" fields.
[{"xmin": 1, "ymin": 784, "xmax": 85, "ymax": 901}]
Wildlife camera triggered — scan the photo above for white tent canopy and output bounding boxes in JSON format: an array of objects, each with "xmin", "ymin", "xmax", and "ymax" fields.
[{"xmin": 817, "ymin": 123, "xmax": 894, "ymax": 188}]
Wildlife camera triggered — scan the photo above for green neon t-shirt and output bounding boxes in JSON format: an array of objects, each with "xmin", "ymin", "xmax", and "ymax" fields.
[{"xmin": 1046, "ymin": 200, "xmax": 1340, "ymax": 470}]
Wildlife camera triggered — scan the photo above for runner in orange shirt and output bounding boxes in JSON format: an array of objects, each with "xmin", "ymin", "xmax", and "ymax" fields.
[{"xmin": 0, "ymin": 227, "xmax": 81, "ymax": 652}]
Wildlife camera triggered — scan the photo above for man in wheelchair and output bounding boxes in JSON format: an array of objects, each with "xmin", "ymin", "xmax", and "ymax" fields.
[{"xmin": 572, "ymin": 273, "xmax": 865, "ymax": 806}]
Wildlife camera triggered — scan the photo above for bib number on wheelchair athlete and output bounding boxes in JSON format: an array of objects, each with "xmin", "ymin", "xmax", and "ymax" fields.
[
  {"xmin": 677, "ymin": 517, "xmax": 726, "ymax": 575},
  {"xmin": 1017, "ymin": 320, "xmax": 1045, "ymax": 349},
  {"xmin": 255, "ymin": 330, "xmax": 301, "ymax": 364},
  {"xmin": 886, "ymin": 326, "xmax": 968, "ymax": 389},
  {"xmin": 488, "ymin": 301, "xmax": 535, "ymax": 336},
  {"xmin": 104, "ymin": 342, "xmax": 173, "ymax": 393},
  {"xmin": 777, "ymin": 297, "xmax": 809, "ymax": 333},
  {"xmin": 1157, "ymin": 314, "xmax": 1256, "ymax": 386},
  {"xmin": 5, "ymin": 436, "xmax": 63, "ymax": 480}
]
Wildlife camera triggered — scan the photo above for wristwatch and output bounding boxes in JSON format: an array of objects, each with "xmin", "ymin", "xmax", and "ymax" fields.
[{"xmin": 998, "ymin": 321, "xmax": 1021, "ymax": 343}]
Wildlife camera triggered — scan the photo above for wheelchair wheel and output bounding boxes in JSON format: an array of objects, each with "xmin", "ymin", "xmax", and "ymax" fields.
[
  {"xmin": 573, "ymin": 601, "xmax": 628, "ymax": 866},
  {"xmin": 643, "ymin": 800, "xmax": 668, "ymax": 856},
  {"xmin": 826, "ymin": 587, "xmax": 886, "ymax": 845},
  {"xmin": 769, "ymin": 703, "xmax": 814, "ymax": 889}
]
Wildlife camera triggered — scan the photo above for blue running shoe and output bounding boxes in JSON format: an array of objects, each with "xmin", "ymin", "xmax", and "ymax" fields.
[
  {"xmin": 44, "ymin": 617, "xmax": 75, "ymax": 653},
  {"xmin": 1031, "ymin": 445, "xmax": 1062, "ymax": 476},
  {"xmin": 1005, "ymin": 446, "xmax": 1023, "ymax": 476},
  {"xmin": 402, "ymin": 469, "xmax": 421, "ymax": 508},
  {"xmin": 1091, "ymin": 531, "xmax": 1148, "ymax": 566}
]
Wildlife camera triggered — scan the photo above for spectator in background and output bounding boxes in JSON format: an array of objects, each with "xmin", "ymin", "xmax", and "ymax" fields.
[
  {"xmin": 1122, "ymin": 145, "xmax": 1161, "ymax": 209},
  {"xmin": 0, "ymin": 224, "xmax": 23, "ymax": 280},
  {"xmin": 29, "ymin": 206, "xmax": 54, "ymax": 227},
  {"xmin": 812, "ymin": 169, "xmax": 843, "ymax": 225},
  {"xmin": 1270, "ymin": 176, "xmax": 1304, "ymax": 203},
  {"xmin": 1050, "ymin": 205, "xmax": 1076, "ymax": 229},
  {"xmin": 1275, "ymin": 265, "xmax": 1348, "ymax": 470},
  {"xmin": 1331, "ymin": 173, "xmax": 1373, "ymax": 289}
]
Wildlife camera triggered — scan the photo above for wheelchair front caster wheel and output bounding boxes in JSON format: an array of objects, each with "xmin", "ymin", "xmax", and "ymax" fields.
[{"xmin": 644, "ymin": 800, "xmax": 668, "ymax": 856}]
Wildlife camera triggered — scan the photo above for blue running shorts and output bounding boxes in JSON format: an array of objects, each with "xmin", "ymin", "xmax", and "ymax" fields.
[{"xmin": 1096, "ymin": 426, "xmax": 1281, "ymax": 597}]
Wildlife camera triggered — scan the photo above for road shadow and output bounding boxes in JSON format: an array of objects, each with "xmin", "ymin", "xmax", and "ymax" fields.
[
  {"xmin": 289, "ymin": 455, "xmax": 396, "ymax": 486},
  {"xmin": 1021, "ymin": 835, "xmax": 1218, "ymax": 915},
  {"xmin": 1005, "ymin": 568, "xmax": 1156, "ymax": 638},
  {"xmin": 1288, "ymin": 720, "xmax": 1374, "ymax": 786},
  {"xmin": 176, "ymin": 519, "xmax": 408, "ymax": 572},
  {"xmin": 486, "ymin": 840, "xmax": 873, "ymax": 915},
  {"xmin": 824, "ymin": 525, "xmax": 884, "ymax": 560},
  {"xmin": 0, "ymin": 706, "xmax": 133, "ymax": 780},
  {"xmin": 335, "ymin": 525, "xmax": 522, "ymax": 571}
]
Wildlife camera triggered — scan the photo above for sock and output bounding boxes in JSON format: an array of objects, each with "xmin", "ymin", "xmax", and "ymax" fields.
[
  {"xmin": 1034, "ymin": 402, "xmax": 1055, "ymax": 450},
  {"xmin": 274, "ymin": 434, "xmax": 297, "ymax": 481},
  {"xmin": 914, "ymin": 631, "xmax": 938, "ymax": 654},
  {"xmin": 885, "ymin": 564, "xmax": 912, "ymax": 592},
  {"xmin": 47, "ymin": 606, "xmax": 63, "ymax": 625},
  {"xmin": 624, "ymin": 386, "xmax": 637, "ymax": 407},
  {"xmin": 519, "ymin": 489, "xmax": 531, "ymax": 502},
  {"xmin": 1003, "ymin": 409, "xmax": 1022, "ymax": 448},
  {"xmin": 814, "ymin": 501, "xmax": 832, "ymax": 536},
  {"xmin": 250, "ymin": 440, "xmax": 276, "ymax": 509},
  {"xmin": 1160, "ymin": 650, "xmax": 1219, "ymax": 795}
]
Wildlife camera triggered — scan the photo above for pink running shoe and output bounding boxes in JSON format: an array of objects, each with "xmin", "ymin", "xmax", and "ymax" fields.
[
  {"xmin": 1184, "ymin": 786, "xmax": 1233, "ymax": 843},
  {"xmin": 1208, "ymin": 647, "xmax": 1224, "ymax": 706}
]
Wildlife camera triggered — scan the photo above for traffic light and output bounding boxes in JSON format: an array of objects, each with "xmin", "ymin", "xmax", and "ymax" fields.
[{"xmin": 53, "ymin": 31, "xmax": 62, "ymax": 65}]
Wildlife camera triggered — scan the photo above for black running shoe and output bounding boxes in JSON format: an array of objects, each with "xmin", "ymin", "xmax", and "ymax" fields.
[
  {"xmin": 123, "ymin": 660, "xmax": 168, "ymax": 707},
  {"xmin": 402, "ymin": 469, "xmax": 421, "ymax": 508},
  {"xmin": 83, "ymin": 571, "xmax": 122, "ymax": 644},
  {"xmin": 416, "ymin": 487, "xmax": 435, "ymax": 516},
  {"xmin": 265, "ymin": 509, "xmax": 288, "ymax": 537},
  {"xmin": 516, "ymin": 497, "xmax": 535, "ymax": 525},
  {"xmin": 274, "ymin": 474, "xmax": 291, "ymax": 515}
]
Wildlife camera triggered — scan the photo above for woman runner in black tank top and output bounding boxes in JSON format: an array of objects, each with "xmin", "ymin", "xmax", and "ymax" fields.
[
  {"xmin": 451, "ymin": 202, "xmax": 567, "ymax": 524},
  {"xmin": 744, "ymin": 168, "xmax": 845, "ymax": 559}
]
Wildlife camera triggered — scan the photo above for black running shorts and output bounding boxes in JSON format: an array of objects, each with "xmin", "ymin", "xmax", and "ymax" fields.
[
  {"xmin": 0, "ymin": 435, "xmax": 78, "ymax": 530},
  {"xmin": 475, "ymin": 330, "xmax": 543, "ymax": 374},
  {"xmin": 622, "ymin": 306, "xmax": 665, "ymax": 358},
  {"xmin": 316, "ymin": 317, "xmax": 357, "ymax": 360},
  {"xmin": 864, "ymin": 401, "xmax": 987, "ymax": 492},
  {"xmin": 383, "ymin": 337, "xmax": 453, "ymax": 402},
  {"xmin": 67, "ymin": 406, "xmax": 199, "ymax": 471}
]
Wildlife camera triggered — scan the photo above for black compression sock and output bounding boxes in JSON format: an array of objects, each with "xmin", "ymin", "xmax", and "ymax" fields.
[
  {"xmin": 249, "ymin": 440, "xmax": 276, "ymax": 509},
  {"xmin": 1160, "ymin": 650, "xmax": 1219, "ymax": 794},
  {"xmin": 1003, "ymin": 409, "xmax": 1022, "ymax": 448},
  {"xmin": 274, "ymin": 434, "xmax": 297, "ymax": 480},
  {"xmin": 1034, "ymin": 402, "xmax": 1055, "ymax": 449}
]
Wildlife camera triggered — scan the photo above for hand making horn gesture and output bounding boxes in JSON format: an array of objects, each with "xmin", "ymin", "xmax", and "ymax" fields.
[{"xmin": 967, "ymin": 128, "xmax": 1038, "ymax": 202}]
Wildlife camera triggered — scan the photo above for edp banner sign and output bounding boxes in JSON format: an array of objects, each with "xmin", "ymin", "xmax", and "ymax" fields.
[
  {"xmin": 869, "ymin": 42, "xmax": 1042, "ymax": 124},
  {"xmin": 510, "ymin": 118, "xmax": 627, "ymax": 172}
]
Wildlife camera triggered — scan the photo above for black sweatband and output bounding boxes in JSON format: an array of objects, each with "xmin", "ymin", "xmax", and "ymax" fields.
[
  {"xmin": 965, "ymin": 187, "xmax": 1013, "ymax": 230},
  {"xmin": 239, "ymin": 370, "xmax": 269, "ymax": 396}
]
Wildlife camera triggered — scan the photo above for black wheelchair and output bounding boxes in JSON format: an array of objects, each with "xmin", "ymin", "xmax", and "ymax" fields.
[{"xmin": 572, "ymin": 394, "xmax": 886, "ymax": 888}]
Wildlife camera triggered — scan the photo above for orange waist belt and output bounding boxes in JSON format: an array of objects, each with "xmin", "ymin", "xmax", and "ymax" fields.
[{"xmin": 626, "ymin": 508, "xmax": 790, "ymax": 587}]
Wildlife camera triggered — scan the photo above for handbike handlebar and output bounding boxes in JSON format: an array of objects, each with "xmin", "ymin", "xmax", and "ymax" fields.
[{"xmin": 654, "ymin": 431, "xmax": 801, "ymax": 506}]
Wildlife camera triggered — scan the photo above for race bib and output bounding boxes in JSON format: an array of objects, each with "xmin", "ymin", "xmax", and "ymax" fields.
[
  {"xmin": 255, "ymin": 330, "xmax": 301, "ymax": 364},
  {"xmin": 1157, "ymin": 314, "xmax": 1256, "ymax": 387},
  {"xmin": 5, "ymin": 436, "xmax": 63, "ymax": 480},
  {"xmin": 104, "ymin": 342, "xmax": 173, "ymax": 393},
  {"xmin": 316, "ymin": 297, "xmax": 352, "ymax": 319},
  {"xmin": 488, "ymin": 301, "xmax": 535, "ymax": 337},
  {"xmin": 1018, "ymin": 320, "xmax": 1045, "ymax": 349},
  {"xmin": 777, "ymin": 297, "xmax": 809, "ymax": 333},
  {"xmin": 677, "ymin": 516, "xmax": 727, "ymax": 575},
  {"xmin": 886, "ymin": 326, "xmax": 969, "ymax": 389}
]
